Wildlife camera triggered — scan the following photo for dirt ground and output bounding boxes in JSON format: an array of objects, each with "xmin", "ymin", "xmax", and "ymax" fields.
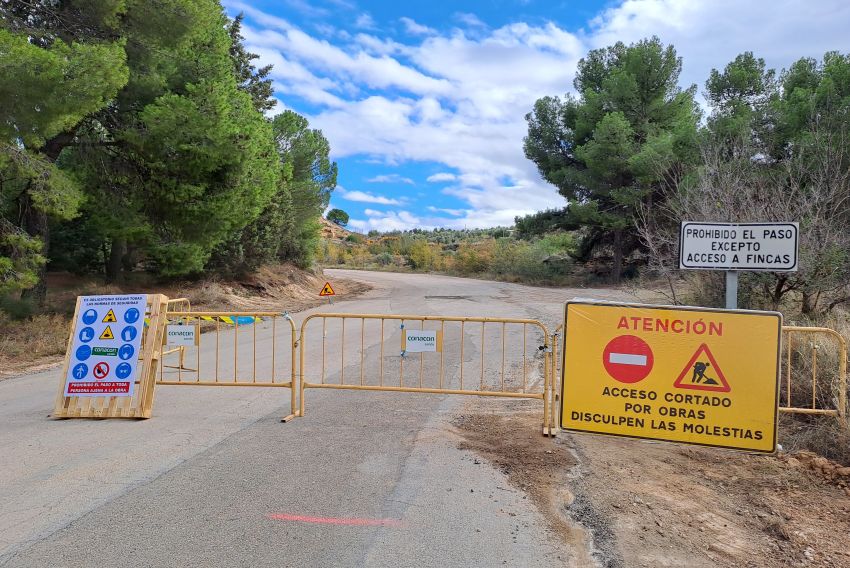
[
  {"xmin": 453, "ymin": 399, "xmax": 850, "ymax": 568},
  {"xmin": 0, "ymin": 264, "xmax": 370, "ymax": 379}
]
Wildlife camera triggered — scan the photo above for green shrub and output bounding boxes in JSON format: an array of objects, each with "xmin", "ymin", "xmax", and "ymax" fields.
[{"xmin": 0, "ymin": 296, "xmax": 37, "ymax": 320}]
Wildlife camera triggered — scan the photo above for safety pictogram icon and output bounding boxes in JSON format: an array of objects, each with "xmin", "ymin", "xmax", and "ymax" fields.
[
  {"xmin": 72, "ymin": 362, "xmax": 88, "ymax": 380},
  {"xmin": 602, "ymin": 335, "xmax": 654, "ymax": 384},
  {"xmin": 673, "ymin": 343, "xmax": 730, "ymax": 392},
  {"xmin": 319, "ymin": 282, "xmax": 335, "ymax": 296},
  {"xmin": 102, "ymin": 309, "xmax": 117, "ymax": 323},
  {"xmin": 93, "ymin": 361, "xmax": 110, "ymax": 380},
  {"xmin": 99, "ymin": 326, "xmax": 115, "ymax": 340}
]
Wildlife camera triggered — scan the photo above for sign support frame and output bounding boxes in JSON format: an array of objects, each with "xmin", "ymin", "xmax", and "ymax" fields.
[
  {"xmin": 725, "ymin": 270, "xmax": 738, "ymax": 310},
  {"xmin": 53, "ymin": 294, "xmax": 169, "ymax": 419}
]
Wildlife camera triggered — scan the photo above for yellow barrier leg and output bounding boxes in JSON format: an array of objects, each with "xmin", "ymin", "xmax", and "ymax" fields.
[{"xmin": 542, "ymin": 343, "xmax": 551, "ymax": 436}]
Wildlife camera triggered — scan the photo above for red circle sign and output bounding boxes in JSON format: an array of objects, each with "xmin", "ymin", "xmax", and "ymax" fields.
[
  {"xmin": 93, "ymin": 362, "xmax": 110, "ymax": 380},
  {"xmin": 602, "ymin": 335, "xmax": 654, "ymax": 384}
]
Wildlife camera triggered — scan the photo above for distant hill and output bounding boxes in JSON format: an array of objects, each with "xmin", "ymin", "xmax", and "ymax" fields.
[{"xmin": 320, "ymin": 217, "xmax": 354, "ymax": 241}]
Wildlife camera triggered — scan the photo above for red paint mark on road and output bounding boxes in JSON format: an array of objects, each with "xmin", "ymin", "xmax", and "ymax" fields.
[{"xmin": 267, "ymin": 513, "xmax": 403, "ymax": 527}]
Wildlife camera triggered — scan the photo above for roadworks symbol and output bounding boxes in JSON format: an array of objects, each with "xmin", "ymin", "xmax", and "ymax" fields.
[
  {"xmin": 673, "ymin": 343, "xmax": 731, "ymax": 392},
  {"xmin": 102, "ymin": 309, "xmax": 117, "ymax": 323},
  {"xmin": 319, "ymin": 282, "xmax": 335, "ymax": 296},
  {"xmin": 99, "ymin": 326, "xmax": 115, "ymax": 341}
]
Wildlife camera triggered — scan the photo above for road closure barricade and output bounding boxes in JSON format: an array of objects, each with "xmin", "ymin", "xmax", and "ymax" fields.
[
  {"xmin": 297, "ymin": 313, "xmax": 558, "ymax": 435},
  {"xmin": 781, "ymin": 326, "xmax": 848, "ymax": 425},
  {"xmin": 158, "ymin": 310, "xmax": 299, "ymax": 421},
  {"xmin": 53, "ymin": 293, "xmax": 847, "ymax": 435}
]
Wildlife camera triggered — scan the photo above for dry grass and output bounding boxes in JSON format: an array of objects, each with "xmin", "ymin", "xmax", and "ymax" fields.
[
  {"xmin": 780, "ymin": 413, "xmax": 850, "ymax": 466},
  {"xmin": 775, "ymin": 312, "xmax": 850, "ymax": 466},
  {"xmin": 0, "ymin": 314, "xmax": 70, "ymax": 377}
]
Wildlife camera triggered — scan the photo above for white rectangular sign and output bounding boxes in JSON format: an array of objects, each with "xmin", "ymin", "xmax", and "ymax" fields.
[
  {"xmin": 166, "ymin": 325, "xmax": 197, "ymax": 346},
  {"xmin": 404, "ymin": 329, "xmax": 438, "ymax": 353},
  {"xmin": 679, "ymin": 222, "xmax": 798, "ymax": 271},
  {"xmin": 64, "ymin": 295, "xmax": 147, "ymax": 397}
]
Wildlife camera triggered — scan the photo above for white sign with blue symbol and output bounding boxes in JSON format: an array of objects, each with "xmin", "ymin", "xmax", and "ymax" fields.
[{"xmin": 63, "ymin": 295, "xmax": 147, "ymax": 398}]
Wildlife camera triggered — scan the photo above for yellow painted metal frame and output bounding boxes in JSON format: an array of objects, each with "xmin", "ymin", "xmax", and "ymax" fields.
[
  {"xmin": 159, "ymin": 311, "xmax": 299, "ymax": 421},
  {"xmin": 781, "ymin": 326, "xmax": 847, "ymax": 424},
  {"xmin": 298, "ymin": 312, "xmax": 558, "ymax": 436}
]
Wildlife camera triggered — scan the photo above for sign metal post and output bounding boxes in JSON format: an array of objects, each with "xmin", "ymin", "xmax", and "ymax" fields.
[{"xmin": 725, "ymin": 271, "xmax": 738, "ymax": 310}]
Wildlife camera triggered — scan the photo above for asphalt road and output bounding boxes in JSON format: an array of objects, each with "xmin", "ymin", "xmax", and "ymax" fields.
[{"xmin": 0, "ymin": 270, "xmax": 627, "ymax": 567}]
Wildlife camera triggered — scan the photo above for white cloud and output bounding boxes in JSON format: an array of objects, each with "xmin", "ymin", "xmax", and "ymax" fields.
[
  {"xmin": 355, "ymin": 13, "xmax": 377, "ymax": 30},
  {"xmin": 427, "ymin": 206, "xmax": 465, "ymax": 216},
  {"xmin": 236, "ymin": 1, "xmax": 850, "ymax": 231},
  {"xmin": 282, "ymin": 0, "xmax": 328, "ymax": 18},
  {"xmin": 351, "ymin": 206, "xmax": 520, "ymax": 231},
  {"xmin": 367, "ymin": 174, "xmax": 415, "ymax": 184},
  {"xmin": 355, "ymin": 33, "xmax": 410, "ymax": 56},
  {"xmin": 338, "ymin": 188, "xmax": 404, "ymax": 205},
  {"xmin": 400, "ymin": 17, "xmax": 436, "ymax": 36},
  {"xmin": 241, "ymin": 25, "xmax": 452, "ymax": 96},
  {"xmin": 426, "ymin": 173, "xmax": 457, "ymax": 183},
  {"xmin": 455, "ymin": 12, "xmax": 487, "ymax": 29},
  {"xmin": 349, "ymin": 210, "xmax": 422, "ymax": 232}
]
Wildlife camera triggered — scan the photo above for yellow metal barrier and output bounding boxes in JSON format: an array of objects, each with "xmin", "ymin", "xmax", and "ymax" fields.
[
  {"xmin": 298, "ymin": 313, "xmax": 557, "ymax": 435},
  {"xmin": 551, "ymin": 324, "xmax": 563, "ymax": 435},
  {"xmin": 781, "ymin": 326, "xmax": 848, "ymax": 424},
  {"xmin": 159, "ymin": 311, "xmax": 299, "ymax": 421},
  {"xmin": 166, "ymin": 297, "xmax": 191, "ymax": 311}
]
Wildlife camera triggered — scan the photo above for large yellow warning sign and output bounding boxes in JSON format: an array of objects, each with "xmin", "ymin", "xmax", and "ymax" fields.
[{"xmin": 560, "ymin": 301, "xmax": 781, "ymax": 452}]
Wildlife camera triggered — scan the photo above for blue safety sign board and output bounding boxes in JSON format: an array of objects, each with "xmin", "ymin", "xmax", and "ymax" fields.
[{"xmin": 63, "ymin": 295, "xmax": 147, "ymax": 398}]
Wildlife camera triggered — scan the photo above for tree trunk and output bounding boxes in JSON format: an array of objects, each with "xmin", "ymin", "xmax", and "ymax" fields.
[
  {"xmin": 771, "ymin": 276, "xmax": 787, "ymax": 311},
  {"xmin": 612, "ymin": 228, "xmax": 623, "ymax": 284},
  {"xmin": 19, "ymin": 132, "xmax": 75, "ymax": 306},
  {"xmin": 106, "ymin": 238, "xmax": 126, "ymax": 284},
  {"xmin": 122, "ymin": 245, "xmax": 137, "ymax": 272},
  {"xmin": 801, "ymin": 290, "xmax": 816, "ymax": 315},
  {"xmin": 20, "ymin": 193, "xmax": 49, "ymax": 307}
]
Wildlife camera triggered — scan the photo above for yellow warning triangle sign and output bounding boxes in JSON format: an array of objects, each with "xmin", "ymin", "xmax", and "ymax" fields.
[
  {"xmin": 319, "ymin": 282, "xmax": 335, "ymax": 296},
  {"xmin": 99, "ymin": 325, "xmax": 115, "ymax": 340},
  {"xmin": 102, "ymin": 309, "xmax": 117, "ymax": 323},
  {"xmin": 673, "ymin": 343, "xmax": 731, "ymax": 392}
]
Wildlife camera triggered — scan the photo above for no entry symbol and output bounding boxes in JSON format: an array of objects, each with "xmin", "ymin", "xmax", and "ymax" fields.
[
  {"xmin": 93, "ymin": 362, "xmax": 110, "ymax": 380},
  {"xmin": 602, "ymin": 335, "xmax": 654, "ymax": 384}
]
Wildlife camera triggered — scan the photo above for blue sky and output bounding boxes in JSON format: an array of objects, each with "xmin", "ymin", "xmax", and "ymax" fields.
[{"xmin": 225, "ymin": 0, "xmax": 850, "ymax": 233}]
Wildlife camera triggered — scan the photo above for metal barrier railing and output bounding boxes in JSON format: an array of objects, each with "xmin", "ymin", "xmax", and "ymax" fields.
[
  {"xmin": 158, "ymin": 311, "xmax": 298, "ymax": 421},
  {"xmin": 148, "ymin": 311, "xmax": 846, "ymax": 432},
  {"xmin": 781, "ymin": 326, "xmax": 847, "ymax": 424},
  {"xmin": 552, "ymin": 324, "xmax": 563, "ymax": 435},
  {"xmin": 298, "ymin": 313, "xmax": 557, "ymax": 435}
]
